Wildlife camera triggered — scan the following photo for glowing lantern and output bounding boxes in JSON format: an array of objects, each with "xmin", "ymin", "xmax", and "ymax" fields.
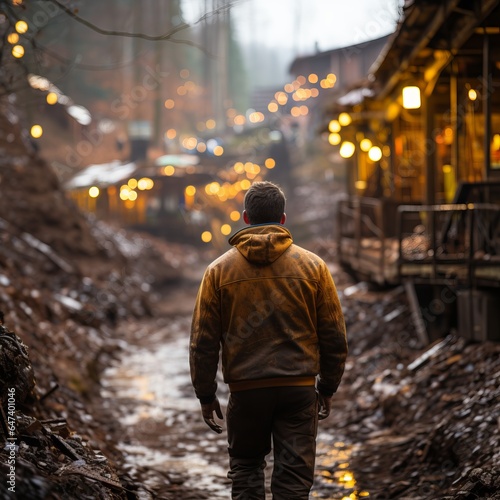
[{"xmin": 402, "ymin": 86, "xmax": 421, "ymax": 109}]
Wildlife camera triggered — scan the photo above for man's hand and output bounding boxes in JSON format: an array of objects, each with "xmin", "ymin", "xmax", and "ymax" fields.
[
  {"xmin": 201, "ymin": 397, "xmax": 224, "ymax": 433},
  {"xmin": 318, "ymin": 393, "xmax": 333, "ymax": 420}
]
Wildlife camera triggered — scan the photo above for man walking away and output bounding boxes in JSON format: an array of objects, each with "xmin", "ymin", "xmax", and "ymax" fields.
[{"xmin": 190, "ymin": 181, "xmax": 348, "ymax": 499}]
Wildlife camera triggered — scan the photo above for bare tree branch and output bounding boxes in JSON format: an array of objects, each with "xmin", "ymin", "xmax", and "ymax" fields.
[{"xmin": 44, "ymin": 0, "xmax": 190, "ymax": 41}]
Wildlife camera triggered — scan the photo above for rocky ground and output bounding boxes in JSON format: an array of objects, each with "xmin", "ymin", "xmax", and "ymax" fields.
[{"xmin": 0, "ymin": 102, "xmax": 499, "ymax": 499}]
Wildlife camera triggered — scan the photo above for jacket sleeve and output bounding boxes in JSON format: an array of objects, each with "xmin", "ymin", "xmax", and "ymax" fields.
[
  {"xmin": 315, "ymin": 262, "xmax": 348, "ymax": 396},
  {"xmin": 189, "ymin": 267, "xmax": 222, "ymax": 403}
]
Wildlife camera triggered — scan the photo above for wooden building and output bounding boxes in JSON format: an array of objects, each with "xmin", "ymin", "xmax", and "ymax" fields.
[{"xmin": 326, "ymin": 0, "xmax": 500, "ymax": 341}]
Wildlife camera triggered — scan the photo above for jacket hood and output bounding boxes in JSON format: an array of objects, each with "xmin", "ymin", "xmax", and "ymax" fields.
[{"xmin": 228, "ymin": 224, "xmax": 293, "ymax": 265}]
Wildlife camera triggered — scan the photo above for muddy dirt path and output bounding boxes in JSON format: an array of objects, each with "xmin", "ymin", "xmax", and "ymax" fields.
[{"xmin": 100, "ymin": 280, "xmax": 367, "ymax": 500}]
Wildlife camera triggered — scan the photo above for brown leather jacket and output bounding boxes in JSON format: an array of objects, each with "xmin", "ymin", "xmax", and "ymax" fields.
[{"xmin": 189, "ymin": 224, "xmax": 347, "ymax": 403}]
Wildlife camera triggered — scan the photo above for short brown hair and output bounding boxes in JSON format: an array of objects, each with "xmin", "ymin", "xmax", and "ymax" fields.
[{"xmin": 244, "ymin": 181, "xmax": 286, "ymax": 224}]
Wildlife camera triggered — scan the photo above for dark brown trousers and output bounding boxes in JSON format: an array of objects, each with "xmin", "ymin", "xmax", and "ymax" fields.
[{"xmin": 226, "ymin": 386, "xmax": 318, "ymax": 500}]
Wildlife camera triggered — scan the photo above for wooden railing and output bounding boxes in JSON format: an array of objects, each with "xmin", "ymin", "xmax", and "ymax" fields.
[{"xmin": 396, "ymin": 203, "xmax": 500, "ymax": 286}]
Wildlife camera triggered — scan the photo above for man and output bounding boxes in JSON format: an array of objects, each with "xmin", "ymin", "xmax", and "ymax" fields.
[{"xmin": 190, "ymin": 181, "xmax": 347, "ymax": 499}]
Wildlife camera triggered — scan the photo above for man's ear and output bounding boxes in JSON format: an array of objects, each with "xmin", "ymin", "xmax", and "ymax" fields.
[
  {"xmin": 243, "ymin": 210, "xmax": 250, "ymax": 225},
  {"xmin": 280, "ymin": 213, "xmax": 286, "ymax": 224}
]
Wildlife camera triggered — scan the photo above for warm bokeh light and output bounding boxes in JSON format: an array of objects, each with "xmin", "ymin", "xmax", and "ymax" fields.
[
  {"xmin": 165, "ymin": 129, "xmax": 177, "ymax": 140},
  {"xmin": 328, "ymin": 133, "xmax": 341, "ymax": 146},
  {"xmin": 201, "ymin": 231, "xmax": 212, "ymax": 243},
  {"xmin": 137, "ymin": 178, "xmax": 154, "ymax": 190},
  {"xmin": 268, "ymin": 102, "xmax": 278, "ymax": 113},
  {"xmin": 234, "ymin": 114, "xmax": 246, "ymax": 126},
  {"xmin": 240, "ymin": 179, "xmax": 251, "ymax": 190},
  {"xmin": 360, "ymin": 138, "xmax": 372, "ymax": 152},
  {"xmin": 46, "ymin": 92, "xmax": 58, "ymax": 105},
  {"xmin": 291, "ymin": 107, "xmax": 301, "ymax": 117},
  {"xmin": 197, "ymin": 142, "xmax": 207, "ymax": 153},
  {"xmin": 213, "ymin": 145, "xmax": 224, "ymax": 156},
  {"xmin": 163, "ymin": 165, "xmax": 175, "ymax": 176},
  {"xmin": 468, "ymin": 88, "xmax": 478, "ymax": 101},
  {"xmin": 164, "ymin": 99, "xmax": 175, "ymax": 109},
  {"xmin": 177, "ymin": 85, "xmax": 187, "ymax": 96},
  {"xmin": 368, "ymin": 146, "xmax": 382, "ymax": 162},
  {"xmin": 206, "ymin": 119, "xmax": 216, "ymax": 129},
  {"xmin": 221, "ymin": 224, "xmax": 232, "ymax": 236},
  {"xmin": 12, "ymin": 45, "xmax": 24, "ymax": 58},
  {"xmin": 308, "ymin": 73, "xmax": 318, "ymax": 84},
  {"xmin": 180, "ymin": 68, "xmax": 190, "ymax": 79},
  {"xmin": 402, "ymin": 85, "xmax": 421, "ymax": 109},
  {"xmin": 338, "ymin": 112, "xmax": 352, "ymax": 126},
  {"xmin": 230, "ymin": 210, "xmax": 241, "ymax": 221},
  {"xmin": 88, "ymin": 186, "xmax": 100, "ymax": 198},
  {"xmin": 128, "ymin": 190, "xmax": 138, "ymax": 201},
  {"xmin": 264, "ymin": 158, "xmax": 276, "ymax": 169},
  {"xmin": 7, "ymin": 33, "xmax": 19, "ymax": 44},
  {"xmin": 275, "ymin": 92, "xmax": 288, "ymax": 105},
  {"xmin": 233, "ymin": 161, "xmax": 245, "ymax": 174},
  {"xmin": 15, "ymin": 20, "xmax": 28, "ymax": 34},
  {"xmin": 339, "ymin": 141, "xmax": 355, "ymax": 158},
  {"xmin": 185, "ymin": 185, "xmax": 196, "ymax": 197},
  {"xmin": 328, "ymin": 120, "xmax": 341, "ymax": 133},
  {"xmin": 128, "ymin": 178, "xmax": 138, "ymax": 189},
  {"xmin": 30, "ymin": 124, "xmax": 43, "ymax": 138}
]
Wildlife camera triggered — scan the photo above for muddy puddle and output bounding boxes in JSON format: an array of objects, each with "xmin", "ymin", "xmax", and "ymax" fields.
[{"xmin": 101, "ymin": 296, "xmax": 369, "ymax": 499}]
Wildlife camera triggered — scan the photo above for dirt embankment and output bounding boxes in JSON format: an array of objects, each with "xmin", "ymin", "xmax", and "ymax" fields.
[{"xmin": 0, "ymin": 103, "xmax": 200, "ymax": 499}]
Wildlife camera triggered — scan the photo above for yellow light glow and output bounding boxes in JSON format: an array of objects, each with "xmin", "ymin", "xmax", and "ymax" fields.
[
  {"xmin": 328, "ymin": 133, "xmax": 341, "ymax": 146},
  {"xmin": 338, "ymin": 112, "xmax": 352, "ymax": 126},
  {"xmin": 128, "ymin": 178, "xmax": 138, "ymax": 189},
  {"xmin": 163, "ymin": 165, "xmax": 175, "ymax": 176},
  {"xmin": 265, "ymin": 158, "xmax": 276, "ymax": 169},
  {"xmin": 206, "ymin": 119, "xmax": 216, "ymax": 129},
  {"xmin": 308, "ymin": 73, "xmax": 318, "ymax": 84},
  {"xmin": 88, "ymin": 186, "xmax": 100, "ymax": 198},
  {"xmin": 164, "ymin": 99, "xmax": 175, "ymax": 109},
  {"xmin": 213, "ymin": 145, "xmax": 224, "ymax": 156},
  {"xmin": 230, "ymin": 210, "xmax": 241, "ymax": 221},
  {"xmin": 233, "ymin": 162, "xmax": 244, "ymax": 174},
  {"xmin": 15, "ymin": 20, "xmax": 28, "ymax": 34},
  {"xmin": 209, "ymin": 182, "xmax": 220, "ymax": 194},
  {"xmin": 197, "ymin": 142, "xmax": 207, "ymax": 153},
  {"xmin": 368, "ymin": 146, "xmax": 382, "ymax": 162},
  {"xmin": 201, "ymin": 231, "xmax": 212, "ymax": 243},
  {"xmin": 291, "ymin": 107, "xmax": 301, "ymax": 117},
  {"xmin": 339, "ymin": 141, "xmax": 355, "ymax": 158},
  {"xmin": 12, "ymin": 45, "xmax": 24, "ymax": 58},
  {"xmin": 327, "ymin": 73, "xmax": 337, "ymax": 83},
  {"xmin": 355, "ymin": 180, "xmax": 367, "ymax": 190},
  {"xmin": 30, "ymin": 124, "xmax": 43, "ymax": 138},
  {"xmin": 185, "ymin": 185, "xmax": 196, "ymax": 196},
  {"xmin": 300, "ymin": 105, "xmax": 309, "ymax": 115},
  {"xmin": 119, "ymin": 188, "xmax": 129, "ymax": 201},
  {"xmin": 328, "ymin": 120, "xmax": 341, "ymax": 133},
  {"xmin": 128, "ymin": 190, "xmax": 138, "ymax": 201},
  {"xmin": 221, "ymin": 224, "xmax": 232, "ymax": 235},
  {"xmin": 13, "ymin": 0, "xmax": 23, "ymax": 4},
  {"xmin": 138, "ymin": 178, "xmax": 154, "ymax": 190},
  {"xmin": 268, "ymin": 102, "xmax": 278, "ymax": 113},
  {"xmin": 402, "ymin": 86, "xmax": 421, "ymax": 109},
  {"xmin": 360, "ymin": 138, "xmax": 372, "ymax": 152},
  {"xmin": 7, "ymin": 33, "xmax": 19, "ymax": 44},
  {"xmin": 177, "ymin": 85, "xmax": 187, "ymax": 96},
  {"xmin": 359, "ymin": 491, "xmax": 370, "ymax": 497},
  {"xmin": 46, "ymin": 92, "xmax": 58, "ymax": 105},
  {"xmin": 468, "ymin": 89, "xmax": 478, "ymax": 101},
  {"xmin": 240, "ymin": 179, "xmax": 251, "ymax": 190}
]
